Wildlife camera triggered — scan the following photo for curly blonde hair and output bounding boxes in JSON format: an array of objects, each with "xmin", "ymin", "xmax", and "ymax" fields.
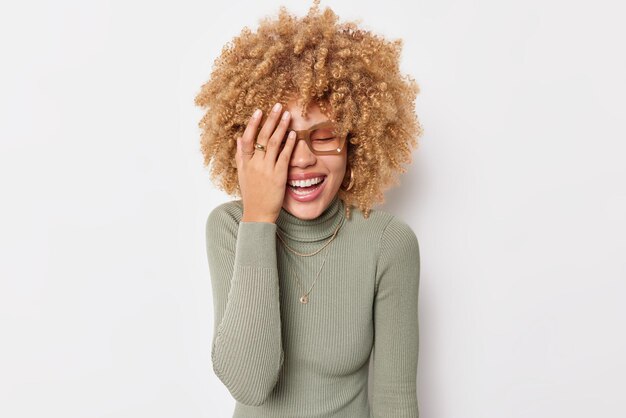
[{"xmin": 194, "ymin": 0, "xmax": 423, "ymax": 219}]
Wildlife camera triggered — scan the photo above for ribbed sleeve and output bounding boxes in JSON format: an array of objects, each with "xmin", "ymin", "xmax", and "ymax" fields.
[
  {"xmin": 370, "ymin": 217, "xmax": 421, "ymax": 418},
  {"xmin": 205, "ymin": 206, "xmax": 285, "ymax": 406}
]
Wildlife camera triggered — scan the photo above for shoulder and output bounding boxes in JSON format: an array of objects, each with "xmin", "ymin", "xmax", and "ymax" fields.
[
  {"xmin": 353, "ymin": 206, "xmax": 419, "ymax": 267},
  {"xmin": 366, "ymin": 209, "xmax": 420, "ymax": 291},
  {"xmin": 205, "ymin": 199, "xmax": 244, "ymax": 238},
  {"xmin": 379, "ymin": 215, "xmax": 419, "ymax": 254},
  {"xmin": 347, "ymin": 204, "xmax": 419, "ymax": 253}
]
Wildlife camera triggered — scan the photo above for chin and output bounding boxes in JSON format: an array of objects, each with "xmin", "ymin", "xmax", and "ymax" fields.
[
  {"xmin": 283, "ymin": 180, "xmax": 339, "ymax": 220},
  {"xmin": 283, "ymin": 196, "xmax": 329, "ymax": 220}
]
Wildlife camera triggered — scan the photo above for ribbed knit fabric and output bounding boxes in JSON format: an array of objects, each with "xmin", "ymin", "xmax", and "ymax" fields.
[{"xmin": 205, "ymin": 194, "xmax": 420, "ymax": 418}]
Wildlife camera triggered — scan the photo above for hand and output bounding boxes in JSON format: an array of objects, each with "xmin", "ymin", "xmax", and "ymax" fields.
[{"xmin": 235, "ymin": 103, "xmax": 297, "ymax": 223}]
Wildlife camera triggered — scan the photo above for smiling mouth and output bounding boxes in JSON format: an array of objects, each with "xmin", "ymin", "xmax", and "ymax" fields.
[{"xmin": 287, "ymin": 176, "xmax": 327, "ymax": 194}]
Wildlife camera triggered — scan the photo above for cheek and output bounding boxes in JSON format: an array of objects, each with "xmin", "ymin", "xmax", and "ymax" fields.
[{"xmin": 320, "ymin": 156, "xmax": 347, "ymax": 181}]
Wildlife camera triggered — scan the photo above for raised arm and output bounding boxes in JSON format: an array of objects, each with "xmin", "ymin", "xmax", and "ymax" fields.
[
  {"xmin": 370, "ymin": 217, "xmax": 421, "ymax": 417},
  {"xmin": 205, "ymin": 204, "xmax": 284, "ymax": 406}
]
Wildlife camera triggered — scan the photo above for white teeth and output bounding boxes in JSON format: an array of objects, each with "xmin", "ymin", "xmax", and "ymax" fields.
[
  {"xmin": 291, "ymin": 187, "xmax": 318, "ymax": 196},
  {"xmin": 288, "ymin": 176, "xmax": 324, "ymax": 187}
]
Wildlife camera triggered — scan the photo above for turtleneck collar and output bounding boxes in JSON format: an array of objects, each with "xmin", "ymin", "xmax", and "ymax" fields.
[{"xmin": 275, "ymin": 195, "xmax": 345, "ymax": 243}]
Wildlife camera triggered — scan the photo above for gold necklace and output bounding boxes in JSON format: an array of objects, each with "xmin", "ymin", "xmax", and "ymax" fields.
[
  {"xmin": 276, "ymin": 217, "xmax": 345, "ymax": 304},
  {"xmin": 276, "ymin": 216, "xmax": 343, "ymax": 256},
  {"xmin": 282, "ymin": 247, "xmax": 330, "ymax": 304}
]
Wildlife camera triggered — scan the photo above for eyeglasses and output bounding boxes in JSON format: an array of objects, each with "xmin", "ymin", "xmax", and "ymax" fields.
[{"xmin": 256, "ymin": 120, "xmax": 347, "ymax": 155}]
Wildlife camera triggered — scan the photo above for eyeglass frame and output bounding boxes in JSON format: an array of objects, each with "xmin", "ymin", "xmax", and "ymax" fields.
[{"xmin": 255, "ymin": 120, "xmax": 348, "ymax": 155}]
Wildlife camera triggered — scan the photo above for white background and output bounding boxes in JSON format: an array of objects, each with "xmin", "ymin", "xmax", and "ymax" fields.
[{"xmin": 1, "ymin": 0, "xmax": 624, "ymax": 417}]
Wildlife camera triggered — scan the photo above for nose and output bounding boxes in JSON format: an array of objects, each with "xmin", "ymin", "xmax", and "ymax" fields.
[{"xmin": 289, "ymin": 137, "xmax": 317, "ymax": 166}]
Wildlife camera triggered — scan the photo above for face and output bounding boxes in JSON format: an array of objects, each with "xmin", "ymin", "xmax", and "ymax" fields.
[{"xmin": 282, "ymin": 98, "xmax": 348, "ymax": 220}]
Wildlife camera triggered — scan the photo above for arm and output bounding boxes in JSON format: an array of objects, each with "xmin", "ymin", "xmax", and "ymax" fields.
[
  {"xmin": 370, "ymin": 217, "xmax": 421, "ymax": 417},
  {"xmin": 205, "ymin": 204, "xmax": 284, "ymax": 406}
]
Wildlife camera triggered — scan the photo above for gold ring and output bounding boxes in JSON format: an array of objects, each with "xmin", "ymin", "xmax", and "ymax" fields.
[{"xmin": 254, "ymin": 142, "xmax": 266, "ymax": 152}]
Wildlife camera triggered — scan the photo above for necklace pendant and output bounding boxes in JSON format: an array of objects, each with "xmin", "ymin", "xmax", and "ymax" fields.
[{"xmin": 299, "ymin": 294, "xmax": 309, "ymax": 304}]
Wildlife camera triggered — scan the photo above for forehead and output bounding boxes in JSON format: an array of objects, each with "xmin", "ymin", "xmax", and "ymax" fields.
[{"xmin": 285, "ymin": 99, "xmax": 333, "ymax": 130}]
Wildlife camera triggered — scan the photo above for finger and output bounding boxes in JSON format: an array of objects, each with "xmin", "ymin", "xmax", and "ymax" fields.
[
  {"xmin": 275, "ymin": 130, "xmax": 297, "ymax": 171},
  {"xmin": 264, "ymin": 109, "xmax": 291, "ymax": 162},
  {"xmin": 241, "ymin": 108, "xmax": 262, "ymax": 159},
  {"xmin": 256, "ymin": 102, "xmax": 284, "ymax": 158}
]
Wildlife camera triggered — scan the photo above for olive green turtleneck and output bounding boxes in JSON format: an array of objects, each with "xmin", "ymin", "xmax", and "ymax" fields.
[{"xmin": 205, "ymin": 195, "xmax": 420, "ymax": 417}]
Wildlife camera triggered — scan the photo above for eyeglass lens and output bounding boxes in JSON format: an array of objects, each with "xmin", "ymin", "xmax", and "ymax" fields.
[{"xmin": 279, "ymin": 127, "xmax": 342, "ymax": 153}]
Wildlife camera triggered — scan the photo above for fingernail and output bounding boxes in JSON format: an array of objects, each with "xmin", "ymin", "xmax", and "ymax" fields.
[
  {"xmin": 282, "ymin": 110, "xmax": 290, "ymax": 120},
  {"xmin": 253, "ymin": 109, "xmax": 261, "ymax": 118},
  {"xmin": 272, "ymin": 102, "xmax": 282, "ymax": 112}
]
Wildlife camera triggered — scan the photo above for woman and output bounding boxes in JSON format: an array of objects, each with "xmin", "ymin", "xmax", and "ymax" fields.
[{"xmin": 195, "ymin": 1, "xmax": 423, "ymax": 416}]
